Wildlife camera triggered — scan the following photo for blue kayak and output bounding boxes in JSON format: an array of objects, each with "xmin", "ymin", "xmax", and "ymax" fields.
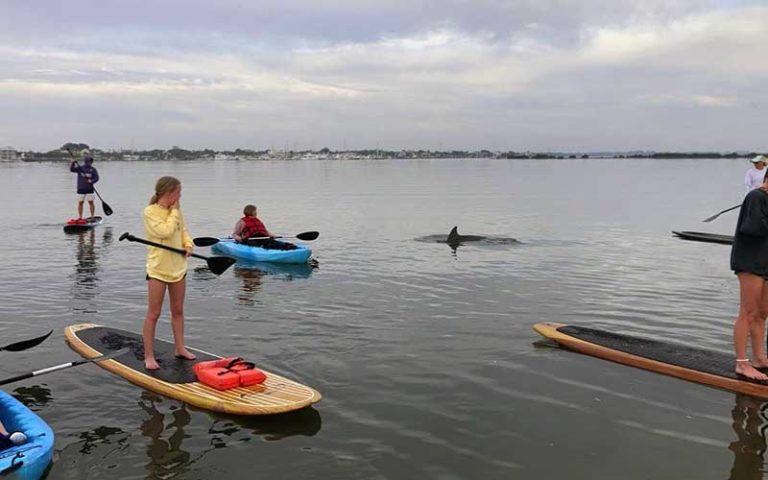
[
  {"xmin": 212, "ymin": 239, "xmax": 312, "ymax": 264},
  {"xmin": 0, "ymin": 391, "xmax": 54, "ymax": 480}
]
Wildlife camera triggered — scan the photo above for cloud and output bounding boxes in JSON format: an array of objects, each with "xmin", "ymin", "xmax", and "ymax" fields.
[{"xmin": 0, "ymin": 1, "xmax": 766, "ymax": 150}]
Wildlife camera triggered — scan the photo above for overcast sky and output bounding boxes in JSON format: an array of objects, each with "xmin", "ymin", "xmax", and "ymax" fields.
[{"xmin": 1, "ymin": 0, "xmax": 765, "ymax": 152}]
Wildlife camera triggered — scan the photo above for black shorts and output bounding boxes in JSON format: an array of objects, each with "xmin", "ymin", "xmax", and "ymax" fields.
[{"xmin": 146, "ymin": 274, "xmax": 186, "ymax": 282}]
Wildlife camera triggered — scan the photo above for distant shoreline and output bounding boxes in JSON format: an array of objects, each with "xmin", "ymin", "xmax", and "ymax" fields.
[{"xmin": 4, "ymin": 148, "xmax": 763, "ymax": 162}]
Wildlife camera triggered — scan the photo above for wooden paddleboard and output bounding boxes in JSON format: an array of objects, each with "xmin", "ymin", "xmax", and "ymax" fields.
[
  {"xmin": 534, "ymin": 322, "xmax": 768, "ymax": 399},
  {"xmin": 63, "ymin": 216, "xmax": 103, "ymax": 234},
  {"xmin": 65, "ymin": 323, "xmax": 321, "ymax": 415},
  {"xmin": 672, "ymin": 230, "xmax": 733, "ymax": 245}
]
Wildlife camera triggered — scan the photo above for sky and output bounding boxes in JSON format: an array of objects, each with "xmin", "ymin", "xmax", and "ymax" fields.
[{"xmin": 0, "ymin": 0, "xmax": 766, "ymax": 152}]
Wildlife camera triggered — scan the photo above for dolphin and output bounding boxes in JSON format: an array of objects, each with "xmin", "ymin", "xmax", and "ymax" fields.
[{"xmin": 446, "ymin": 226, "xmax": 487, "ymax": 246}]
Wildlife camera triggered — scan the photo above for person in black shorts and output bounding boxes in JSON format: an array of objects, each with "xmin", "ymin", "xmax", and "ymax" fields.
[{"xmin": 731, "ymin": 169, "xmax": 768, "ymax": 380}]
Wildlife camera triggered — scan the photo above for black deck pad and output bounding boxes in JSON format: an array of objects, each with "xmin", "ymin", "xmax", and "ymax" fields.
[
  {"xmin": 672, "ymin": 231, "xmax": 733, "ymax": 245},
  {"xmin": 558, "ymin": 325, "xmax": 768, "ymax": 384},
  {"xmin": 76, "ymin": 326, "xmax": 218, "ymax": 384}
]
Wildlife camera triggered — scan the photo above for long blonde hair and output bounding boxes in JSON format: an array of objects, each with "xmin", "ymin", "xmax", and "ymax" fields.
[{"xmin": 149, "ymin": 176, "xmax": 181, "ymax": 205}]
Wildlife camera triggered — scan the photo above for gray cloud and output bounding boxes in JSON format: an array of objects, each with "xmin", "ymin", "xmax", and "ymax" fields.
[{"xmin": 0, "ymin": 0, "xmax": 766, "ymax": 151}]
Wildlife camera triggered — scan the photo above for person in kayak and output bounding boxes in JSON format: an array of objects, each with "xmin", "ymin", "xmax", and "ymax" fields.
[
  {"xmin": 69, "ymin": 149, "xmax": 100, "ymax": 220},
  {"xmin": 0, "ymin": 421, "xmax": 26, "ymax": 450},
  {"xmin": 731, "ymin": 170, "xmax": 768, "ymax": 381},
  {"xmin": 142, "ymin": 176, "xmax": 196, "ymax": 370},
  {"xmin": 232, "ymin": 204, "xmax": 297, "ymax": 250}
]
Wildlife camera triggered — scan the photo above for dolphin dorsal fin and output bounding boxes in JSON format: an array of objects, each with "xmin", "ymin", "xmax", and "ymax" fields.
[{"xmin": 447, "ymin": 226, "xmax": 459, "ymax": 243}]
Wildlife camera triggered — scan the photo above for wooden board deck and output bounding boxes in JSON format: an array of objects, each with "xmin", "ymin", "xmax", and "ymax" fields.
[
  {"xmin": 65, "ymin": 323, "xmax": 321, "ymax": 415},
  {"xmin": 534, "ymin": 322, "xmax": 768, "ymax": 399}
]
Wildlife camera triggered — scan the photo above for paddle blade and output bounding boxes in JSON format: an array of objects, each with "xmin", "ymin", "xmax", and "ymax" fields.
[
  {"xmin": 0, "ymin": 330, "xmax": 53, "ymax": 352},
  {"xmin": 207, "ymin": 256, "xmax": 236, "ymax": 275},
  {"xmin": 193, "ymin": 237, "xmax": 220, "ymax": 247},
  {"xmin": 102, "ymin": 201, "xmax": 114, "ymax": 216},
  {"xmin": 702, "ymin": 204, "xmax": 740, "ymax": 223},
  {"xmin": 296, "ymin": 231, "xmax": 319, "ymax": 241}
]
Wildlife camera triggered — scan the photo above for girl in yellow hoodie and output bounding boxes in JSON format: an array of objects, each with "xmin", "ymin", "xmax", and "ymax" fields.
[{"xmin": 142, "ymin": 176, "xmax": 197, "ymax": 370}]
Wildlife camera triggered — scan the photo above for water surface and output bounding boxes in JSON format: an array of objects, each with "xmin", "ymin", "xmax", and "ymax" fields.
[{"xmin": 0, "ymin": 157, "xmax": 758, "ymax": 479}]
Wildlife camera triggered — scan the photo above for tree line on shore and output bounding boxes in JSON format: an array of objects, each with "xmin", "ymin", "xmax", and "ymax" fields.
[{"xmin": 13, "ymin": 143, "xmax": 763, "ymax": 161}]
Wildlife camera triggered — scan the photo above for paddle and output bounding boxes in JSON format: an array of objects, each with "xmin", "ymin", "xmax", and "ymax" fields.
[
  {"xmin": 193, "ymin": 231, "xmax": 320, "ymax": 247},
  {"xmin": 0, "ymin": 347, "xmax": 129, "ymax": 386},
  {"xmin": 119, "ymin": 232, "xmax": 236, "ymax": 275},
  {"xmin": 66, "ymin": 148, "xmax": 114, "ymax": 216},
  {"xmin": 703, "ymin": 204, "xmax": 741, "ymax": 223},
  {"xmin": 0, "ymin": 330, "xmax": 52, "ymax": 352}
]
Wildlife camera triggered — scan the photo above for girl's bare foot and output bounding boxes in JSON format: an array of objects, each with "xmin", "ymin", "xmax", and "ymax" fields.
[
  {"xmin": 175, "ymin": 348, "xmax": 196, "ymax": 360},
  {"xmin": 145, "ymin": 358, "xmax": 160, "ymax": 370},
  {"xmin": 736, "ymin": 360, "xmax": 768, "ymax": 381}
]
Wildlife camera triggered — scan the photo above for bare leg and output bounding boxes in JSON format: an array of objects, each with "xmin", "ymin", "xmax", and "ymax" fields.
[
  {"xmin": 752, "ymin": 279, "xmax": 768, "ymax": 369},
  {"xmin": 143, "ymin": 278, "xmax": 167, "ymax": 370},
  {"xmin": 88, "ymin": 200, "xmax": 95, "ymax": 219},
  {"xmin": 734, "ymin": 273, "xmax": 768, "ymax": 380},
  {"xmin": 77, "ymin": 200, "xmax": 84, "ymax": 219},
  {"xmin": 168, "ymin": 277, "xmax": 196, "ymax": 360}
]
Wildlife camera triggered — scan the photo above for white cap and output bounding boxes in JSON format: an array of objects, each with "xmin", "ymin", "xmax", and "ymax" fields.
[{"xmin": 752, "ymin": 155, "xmax": 767, "ymax": 164}]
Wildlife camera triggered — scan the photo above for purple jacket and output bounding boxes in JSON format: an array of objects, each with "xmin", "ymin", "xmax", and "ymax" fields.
[{"xmin": 70, "ymin": 162, "xmax": 99, "ymax": 194}]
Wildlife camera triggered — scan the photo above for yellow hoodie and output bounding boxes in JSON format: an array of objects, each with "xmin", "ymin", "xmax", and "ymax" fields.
[{"xmin": 143, "ymin": 204, "xmax": 194, "ymax": 282}]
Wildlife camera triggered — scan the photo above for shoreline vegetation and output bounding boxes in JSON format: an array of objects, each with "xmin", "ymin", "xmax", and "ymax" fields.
[{"xmin": 2, "ymin": 143, "xmax": 763, "ymax": 162}]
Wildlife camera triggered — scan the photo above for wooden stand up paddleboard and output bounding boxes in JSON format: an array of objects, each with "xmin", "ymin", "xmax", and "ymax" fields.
[
  {"xmin": 672, "ymin": 230, "xmax": 733, "ymax": 245},
  {"xmin": 65, "ymin": 324, "xmax": 321, "ymax": 415},
  {"xmin": 534, "ymin": 322, "xmax": 768, "ymax": 399}
]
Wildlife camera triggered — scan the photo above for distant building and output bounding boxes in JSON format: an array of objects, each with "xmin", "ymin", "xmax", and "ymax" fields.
[{"xmin": 0, "ymin": 146, "xmax": 18, "ymax": 162}]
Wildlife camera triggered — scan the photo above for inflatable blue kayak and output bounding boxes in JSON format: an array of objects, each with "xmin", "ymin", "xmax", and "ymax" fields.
[
  {"xmin": 212, "ymin": 239, "xmax": 312, "ymax": 264},
  {"xmin": 0, "ymin": 391, "xmax": 54, "ymax": 479}
]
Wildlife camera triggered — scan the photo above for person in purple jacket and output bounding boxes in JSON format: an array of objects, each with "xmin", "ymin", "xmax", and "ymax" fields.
[{"xmin": 69, "ymin": 150, "xmax": 100, "ymax": 220}]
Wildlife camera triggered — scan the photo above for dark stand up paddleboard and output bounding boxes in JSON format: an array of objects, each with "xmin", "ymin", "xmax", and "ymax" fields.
[
  {"xmin": 65, "ymin": 324, "xmax": 321, "ymax": 415},
  {"xmin": 63, "ymin": 216, "xmax": 103, "ymax": 234},
  {"xmin": 534, "ymin": 322, "xmax": 768, "ymax": 399},
  {"xmin": 672, "ymin": 230, "xmax": 733, "ymax": 245}
]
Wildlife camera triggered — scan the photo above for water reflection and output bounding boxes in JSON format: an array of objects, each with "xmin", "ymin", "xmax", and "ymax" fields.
[
  {"xmin": 236, "ymin": 261, "xmax": 315, "ymax": 280},
  {"xmin": 137, "ymin": 390, "xmax": 321, "ymax": 477},
  {"xmin": 138, "ymin": 391, "xmax": 192, "ymax": 479},
  {"xmin": 234, "ymin": 267, "xmax": 265, "ymax": 306},
  {"xmin": 202, "ymin": 405, "xmax": 322, "ymax": 442},
  {"xmin": 729, "ymin": 394, "xmax": 768, "ymax": 480},
  {"xmin": 69, "ymin": 227, "xmax": 113, "ymax": 313},
  {"xmin": 10, "ymin": 385, "xmax": 52, "ymax": 409},
  {"xmin": 77, "ymin": 425, "xmax": 127, "ymax": 455},
  {"xmin": 234, "ymin": 261, "xmax": 315, "ymax": 306}
]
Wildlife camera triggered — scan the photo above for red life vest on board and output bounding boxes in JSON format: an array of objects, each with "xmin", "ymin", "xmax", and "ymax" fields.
[
  {"xmin": 240, "ymin": 216, "xmax": 268, "ymax": 239},
  {"xmin": 193, "ymin": 357, "xmax": 267, "ymax": 390}
]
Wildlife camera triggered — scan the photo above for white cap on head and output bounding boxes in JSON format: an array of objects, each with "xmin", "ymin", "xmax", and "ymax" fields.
[{"xmin": 752, "ymin": 155, "xmax": 767, "ymax": 164}]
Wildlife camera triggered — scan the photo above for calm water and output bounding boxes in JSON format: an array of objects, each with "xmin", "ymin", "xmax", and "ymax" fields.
[{"xmin": 0, "ymin": 157, "xmax": 760, "ymax": 479}]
